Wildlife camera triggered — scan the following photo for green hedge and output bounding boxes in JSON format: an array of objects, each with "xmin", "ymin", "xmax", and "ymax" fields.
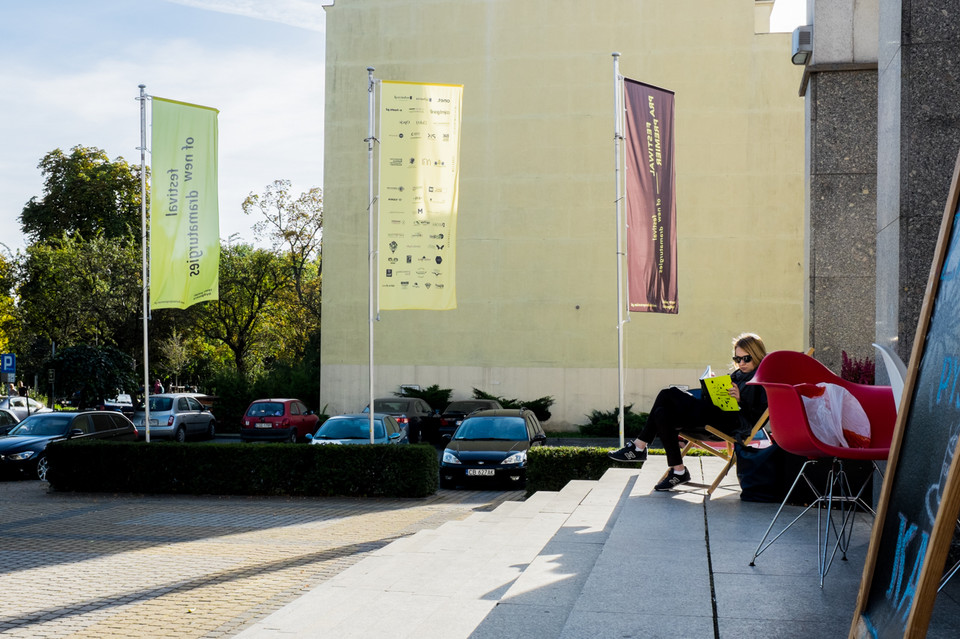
[
  {"xmin": 526, "ymin": 446, "xmax": 705, "ymax": 494},
  {"xmin": 526, "ymin": 446, "xmax": 644, "ymax": 494},
  {"xmin": 45, "ymin": 440, "xmax": 439, "ymax": 498}
]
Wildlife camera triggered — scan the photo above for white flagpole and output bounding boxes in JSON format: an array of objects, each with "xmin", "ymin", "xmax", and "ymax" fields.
[
  {"xmin": 613, "ymin": 53, "xmax": 626, "ymax": 448},
  {"xmin": 367, "ymin": 67, "xmax": 377, "ymax": 444},
  {"xmin": 138, "ymin": 84, "xmax": 151, "ymax": 443}
]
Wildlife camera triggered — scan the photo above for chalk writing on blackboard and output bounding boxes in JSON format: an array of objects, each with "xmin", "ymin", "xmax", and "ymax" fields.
[{"xmin": 853, "ymin": 171, "xmax": 960, "ymax": 638}]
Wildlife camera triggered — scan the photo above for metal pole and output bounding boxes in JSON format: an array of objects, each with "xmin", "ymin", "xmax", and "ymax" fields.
[
  {"xmin": 367, "ymin": 67, "xmax": 377, "ymax": 444},
  {"xmin": 139, "ymin": 84, "xmax": 151, "ymax": 442},
  {"xmin": 613, "ymin": 53, "xmax": 626, "ymax": 448}
]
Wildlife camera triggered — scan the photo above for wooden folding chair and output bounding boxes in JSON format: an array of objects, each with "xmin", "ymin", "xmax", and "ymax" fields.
[
  {"xmin": 661, "ymin": 347, "xmax": 813, "ymax": 495},
  {"xmin": 662, "ymin": 410, "xmax": 770, "ymax": 495}
]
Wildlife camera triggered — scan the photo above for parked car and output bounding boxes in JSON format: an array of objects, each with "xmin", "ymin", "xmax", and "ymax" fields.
[
  {"xmin": 97, "ymin": 393, "xmax": 135, "ymax": 418},
  {"xmin": 363, "ymin": 397, "xmax": 437, "ymax": 444},
  {"xmin": 0, "ymin": 408, "xmax": 20, "ymax": 436},
  {"xmin": 0, "ymin": 396, "xmax": 52, "ymax": 421},
  {"xmin": 0, "ymin": 411, "xmax": 139, "ymax": 481},
  {"xmin": 240, "ymin": 398, "xmax": 320, "ymax": 443},
  {"xmin": 437, "ymin": 399, "xmax": 504, "ymax": 440},
  {"xmin": 131, "ymin": 393, "xmax": 216, "ymax": 442},
  {"xmin": 439, "ymin": 408, "xmax": 546, "ymax": 489},
  {"xmin": 307, "ymin": 414, "xmax": 408, "ymax": 445}
]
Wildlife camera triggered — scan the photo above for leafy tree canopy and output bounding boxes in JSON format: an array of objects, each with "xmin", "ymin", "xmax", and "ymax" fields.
[
  {"xmin": 243, "ymin": 180, "xmax": 322, "ymax": 323},
  {"xmin": 196, "ymin": 244, "xmax": 292, "ymax": 379},
  {"xmin": 17, "ymin": 233, "xmax": 141, "ymax": 350},
  {"xmin": 48, "ymin": 344, "xmax": 137, "ymax": 408},
  {"xmin": 0, "ymin": 252, "xmax": 16, "ymax": 353},
  {"xmin": 20, "ymin": 145, "xmax": 143, "ymax": 243}
]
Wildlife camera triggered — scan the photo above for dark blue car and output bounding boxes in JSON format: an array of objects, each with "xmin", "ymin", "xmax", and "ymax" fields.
[{"xmin": 0, "ymin": 411, "xmax": 138, "ymax": 481}]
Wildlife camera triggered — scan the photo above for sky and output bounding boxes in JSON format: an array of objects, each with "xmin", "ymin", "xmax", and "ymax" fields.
[
  {"xmin": 0, "ymin": 0, "xmax": 805, "ymax": 258},
  {"xmin": 770, "ymin": 0, "xmax": 807, "ymax": 33},
  {"xmin": 0, "ymin": 0, "xmax": 328, "ymax": 255}
]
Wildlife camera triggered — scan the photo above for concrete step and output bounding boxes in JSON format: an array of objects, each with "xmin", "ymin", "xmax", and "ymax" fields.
[
  {"xmin": 556, "ymin": 458, "xmax": 716, "ymax": 638},
  {"xmin": 467, "ymin": 467, "xmax": 641, "ymax": 638},
  {"xmin": 236, "ymin": 468, "xmax": 638, "ymax": 638},
  {"xmin": 227, "ymin": 455, "xmax": 960, "ymax": 638}
]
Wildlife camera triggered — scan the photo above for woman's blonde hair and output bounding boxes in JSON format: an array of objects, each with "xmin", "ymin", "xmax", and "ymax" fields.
[{"xmin": 733, "ymin": 332, "xmax": 767, "ymax": 366}]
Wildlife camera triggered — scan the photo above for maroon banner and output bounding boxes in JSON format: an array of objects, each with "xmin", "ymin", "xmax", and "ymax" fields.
[{"xmin": 623, "ymin": 78, "xmax": 678, "ymax": 313}]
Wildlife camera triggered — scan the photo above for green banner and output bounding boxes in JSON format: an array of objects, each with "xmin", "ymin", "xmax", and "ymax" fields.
[{"xmin": 150, "ymin": 97, "xmax": 219, "ymax": 310}]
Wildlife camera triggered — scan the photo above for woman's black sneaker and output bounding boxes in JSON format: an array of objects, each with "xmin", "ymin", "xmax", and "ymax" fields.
[
  {"xmin": 654, "ymin": 469, "xmax": 691, "ymax": 491},
  {"xmin": 607, "ymin": 442, "xmax": 647, "ymax": 463}
]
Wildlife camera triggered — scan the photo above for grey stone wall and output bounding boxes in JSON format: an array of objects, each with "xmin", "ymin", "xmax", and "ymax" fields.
[
  {"xmin": 809, "ymin": 70, "xmax": 878, "ymax": 373},
  {"xmin": 877, "ymin": 0, "xmax": 960, "ymax": 367}
]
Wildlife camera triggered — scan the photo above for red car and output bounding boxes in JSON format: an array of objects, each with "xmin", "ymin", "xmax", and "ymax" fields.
[{"xmin": 240, "ymin": 399, "xmax": 319, "ymax": 443}]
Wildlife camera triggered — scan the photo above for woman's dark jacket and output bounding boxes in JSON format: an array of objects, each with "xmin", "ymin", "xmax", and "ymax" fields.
[{"xmin": 731, "ymin": 368, "xmax": 767, "ymax": 438}]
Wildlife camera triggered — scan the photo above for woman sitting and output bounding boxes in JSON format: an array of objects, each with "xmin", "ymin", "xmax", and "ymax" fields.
[{"xmin": 608, "ymin": 332, "xmax": 768, "ymax": 491}]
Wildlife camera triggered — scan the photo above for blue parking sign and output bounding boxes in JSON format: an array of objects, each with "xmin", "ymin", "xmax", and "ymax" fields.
[{"xmin": 0, "ymin": 353, "xmax": 15, "ymax": 374}]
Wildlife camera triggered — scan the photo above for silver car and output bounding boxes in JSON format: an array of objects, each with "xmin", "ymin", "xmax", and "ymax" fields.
[
  {"xmin": 132, "ymin": 393, "xmax": 216, "ymax": 442},
  {"xmin": 0, "ymin": 396, "xmax": 52, "ymax": 421}
]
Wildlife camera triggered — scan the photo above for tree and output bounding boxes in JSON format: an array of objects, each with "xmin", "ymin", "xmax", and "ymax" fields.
[
  {"xmin": 196, "ymin": 244, "xmax": 291, "ymax": 379},
  {"xmin": 19, "ymin": 146, "xmax": 143, "ymax": 243},
  {"xmin": 0, "ymin": 250, "xmax": 16, "ymax": 353},
  {"xmin": 48, "ymin": 344, "xmax": 137, "ymax": 408},
  {"xmin": 243, "ymin": 180, "xmax": 323, "ymax": 323},
  {"xmin": 158, "ymin": 328, "xmax": 190, "ymax": 389},
  {"xmin": 16, "ymin": 233, "xmax": 142, "ymax": 350}
]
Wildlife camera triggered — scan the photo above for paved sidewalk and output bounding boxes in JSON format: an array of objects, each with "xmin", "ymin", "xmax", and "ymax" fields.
[
  {"xmin": 4, "ymin": 458, "xmax": 960, "ymax": 637},
  {"xmin": 0, "ymin": 481, "xmax": 523, "ymax": 638},
  {"xmin": 236, "ymin": 457, "xmax": 960, "ymax": 638}
]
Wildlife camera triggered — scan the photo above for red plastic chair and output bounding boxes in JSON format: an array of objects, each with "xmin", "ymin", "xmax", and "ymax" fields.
[{"xmin": 746, "ymin": 350, "xmax": 896, "ymax": 586}]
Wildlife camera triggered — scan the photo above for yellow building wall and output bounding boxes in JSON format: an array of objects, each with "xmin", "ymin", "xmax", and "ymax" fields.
[{"xmin": 321, "ymin": 0, "xmax": 806, "ymax": 429}]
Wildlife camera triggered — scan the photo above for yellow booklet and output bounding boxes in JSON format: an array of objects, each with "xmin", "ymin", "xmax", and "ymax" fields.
[{"xmin": 699, "ymin": 367, "xmax": 740, "ymax": 412}]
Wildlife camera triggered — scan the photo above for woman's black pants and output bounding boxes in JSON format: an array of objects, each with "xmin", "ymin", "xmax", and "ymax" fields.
[{"xmin": 637, "ymin": 387, "xmax": 738, "ymax": 467}]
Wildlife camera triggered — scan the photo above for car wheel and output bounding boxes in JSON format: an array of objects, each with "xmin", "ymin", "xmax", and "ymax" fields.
[
  {"xmin": 174, "ymin": 426, "xmax": 186, "ymax": 443},
  {"xmin": 36, "ymin": 455, "xmax": 49, "ymax": 482},
  {"xmin": 206, "ymin": 420, "xmax": 216, "ymax": 440},
  {"xmin": 288, "ymin": 431, "xmax": 297, "ymax": 443}
]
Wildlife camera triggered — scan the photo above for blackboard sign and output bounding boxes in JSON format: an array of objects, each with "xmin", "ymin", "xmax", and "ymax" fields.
[{"xmin": 851, "ymin": 152, "xmax": 960, "ymax": 637}]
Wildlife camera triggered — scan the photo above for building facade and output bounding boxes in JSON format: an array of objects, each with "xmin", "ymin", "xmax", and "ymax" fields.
[
  {"xmin": 320, "ymin": 0, "xmax": 806, "ymax": 428},
  {"xmin": 800, "ymin": 0, "xmax": 960, "ymax": 377}
]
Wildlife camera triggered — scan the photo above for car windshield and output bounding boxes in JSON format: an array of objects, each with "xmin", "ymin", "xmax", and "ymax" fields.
[
  {"xmin": 148, "ymin": 397, "xmax": 173, "ymax": 411},
  {"xmin": 247, "ymin": 402, "xmax": 284, "ymax": 417},
  {"xmin": 8, "ymin": 414, "xmax": 73, "ymax": 437},
  {"xmin": 372, "ymin": 400, "xmax": 409, "ymax": 413},
  {"xmin": 316, "ymin": 418, "xmax": 385, "ymax": 440},
  {"xmin": 453, "ymin": 416, "xmax": 526, "ymax": 441}
]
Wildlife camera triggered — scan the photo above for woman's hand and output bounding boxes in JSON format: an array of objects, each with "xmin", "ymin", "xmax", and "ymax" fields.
[{"xmin": 728, "ymin": 384, "xmax": 741, "ymax": 402}]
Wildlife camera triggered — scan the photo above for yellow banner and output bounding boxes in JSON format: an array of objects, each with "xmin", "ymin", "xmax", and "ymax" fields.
[
  {"xmin": 150, "ymin": 97, "xmax": 220, "ymax": 310},
  {"xmin": 378, "ymin": 81, "xmax": 462, "ymax": 310}
]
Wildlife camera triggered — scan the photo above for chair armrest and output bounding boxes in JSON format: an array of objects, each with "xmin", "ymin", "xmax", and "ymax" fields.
[{"xmin": 703, "ymin": 425, "xmax": 737, "ymax": 445}]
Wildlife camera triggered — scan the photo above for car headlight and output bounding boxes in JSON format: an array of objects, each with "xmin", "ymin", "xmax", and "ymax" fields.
[
  {"xmin": 7, "ymin": 451, "xmax": 36, "ymax": 461},
  {"xmin": 502, "ymin": 451, "xmax": 526, "ymax": 465},
  {"xmin": 442, "ymin": 450, "xmax": 461, "ymax": 464}
]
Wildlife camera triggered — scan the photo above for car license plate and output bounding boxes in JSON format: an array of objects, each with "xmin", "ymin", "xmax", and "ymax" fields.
[
  {"xmin": 466, "ymin": 469, "xmax": 495, "ymax": 476},
  {"xmin": 255, "ymin": 423, "xmax": 272, "ymax": 429}
]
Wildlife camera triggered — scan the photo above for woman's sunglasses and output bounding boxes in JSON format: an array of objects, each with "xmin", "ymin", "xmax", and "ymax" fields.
[{"xmin": 732, "ymin": 355, "xmax": 753, "ymax": 364}]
